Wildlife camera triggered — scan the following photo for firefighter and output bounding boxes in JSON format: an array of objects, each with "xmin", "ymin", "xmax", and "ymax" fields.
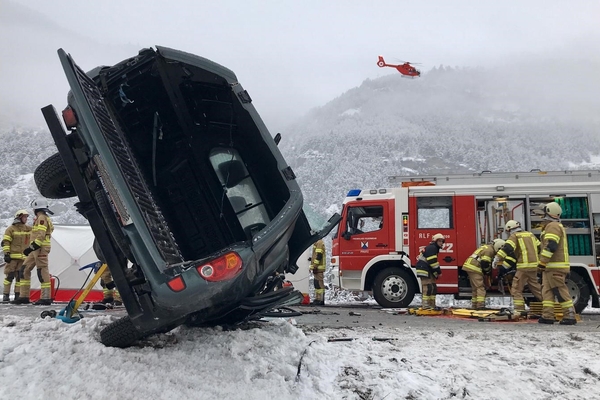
[
  {"xmin": 14, "ymin": 199, "xmax": 54, "ymax": 305},
  {"xmin": 309, "ymin": 239, "xmax": 326, "ymax": 305},
  {"xmin": 92, "ymin": 238, "xmax": 122, "ymax": 306},
  {"xmin": 2, "ymin": 210, "xmax": 32, "ymax": 302},
  {"xmin": 537, "ymin": 202, "xmax": 577, "ymax": 325},
  {"xmin": 416, "ymin": 233, "xmax": 444, "ymax": 310},
  {"xmin": 462, "ymin": 239, "xmax": 505, "ymax": 309},
  {"xmin": 495, "ymin": 220, "xmax": 543, "ymax": 313}
]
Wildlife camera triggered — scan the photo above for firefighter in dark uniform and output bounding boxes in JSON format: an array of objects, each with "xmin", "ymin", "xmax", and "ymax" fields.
[
  {"xmin": 462, "ymin": 239, "xmax": 505, "ymax": 309},
  {"xmin": 310, "ymin": 239, "xmax": 326, "ymax": 305},
  {"xmin": 416, "ymin": 233, "xmax": 444, "ymax": 310},
  {"xmin": 495, "ymin": 220, "xmax": 543, "ymax": 313},
  {"xmin": 538, "ymin": 202, "xmax": 577, "ymax": 325},
  {"xmin": 15, "ymin": 199, "xmax": 54, "ymax": 305},
  {"xmin": 2, "ymin": 210, "xmax": 32, "ymax": 302}
]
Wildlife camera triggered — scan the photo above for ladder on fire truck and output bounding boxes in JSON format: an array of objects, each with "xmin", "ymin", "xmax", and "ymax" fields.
[{"xmin": 389, "ymin": 170, "xmax": 600, "ymax": 186}]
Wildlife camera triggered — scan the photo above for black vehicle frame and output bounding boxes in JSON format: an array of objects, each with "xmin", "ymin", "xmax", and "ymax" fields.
[{"xmin": 38, "ymin": 46, "xmax": 339, "ymax": 347}]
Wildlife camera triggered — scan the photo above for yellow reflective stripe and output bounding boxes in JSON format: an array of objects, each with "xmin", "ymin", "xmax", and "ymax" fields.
[
  {"xmin": 314, "ymin": 249, "xmax": 324, "ymax": 254},
  {"xmin": 40, "ymin": 282, "xmax": 51, "ymax": 288},
  {"xmin": 546, "ymin": 263, "xmax": 570, "ymax": 269},
  {"xmin": 2, "ymin": 246, "xmax": 9, "ymax": 253},
  {"xmin": 542, "ymin": 301, "xmax": 555, "ymax": 307},
  {"xmin": 417, "ymin": 271, "xmax": 429, "ymax": 277},
  {"xmin": 560, "ymin": 300, "xmax": 574, "ymax": 308},
  {"xmin": 517, "ymin": 237, "xmax": 529, "ymax": 265},
  {"xmin": 33, "ymin": 225, "xmax": 48, "ymax": 233},
  {"xmin": 545, "ymin": 233, "xmax": 560, "ymax": 242},
  {"xmin": 426, "ymin": 255, "xmax": 437, "ymax": 261},
  {"xmin": 514, "ymin": 300, "xmax": 525, "ymax": 305},
  {"xmin": 3, "ymin": 279, "xmax": 9, "ymax": 285},
  {"xmin": 462, "ymin": 264, "xmax": 482, "ymax": 273},
  {"xmin": 2, "ymin": 235, "xmax": 12, "ymax": 241},
  {"xmin": 505, "ymin": 256, "xmax": 517, "ymax": 263},
  {"xmin": 13, "ymin": 232, "xmax": 29, "ymax": 236},
  {"xmin": 9, "ymin": 253, "xmax": 26, "ymax": 259},
  {"xmin": 506, "ymin": 239, "xmax": 516, "ymax": 248},
  {"xmin": 21, "ymin": 279, "xmax": 30, "ymax": 285},
  {"xmin": 540, "ymin": 249, "xmax": 553, "ymax": 258},
  {"xmin": 516, "ymin": 265, "xmax": 538, "ymax": 269},
  {"xmin": 480, "ymin": 255, "xmax": 492, "ymax": 262}
]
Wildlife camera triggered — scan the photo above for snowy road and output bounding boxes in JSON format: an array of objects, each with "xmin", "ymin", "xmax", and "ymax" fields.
[{"xmin": 1, "ymin": 303, "xmax": 600, "ymax": 399}]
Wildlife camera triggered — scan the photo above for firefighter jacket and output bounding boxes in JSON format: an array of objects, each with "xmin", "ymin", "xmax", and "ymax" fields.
[
  {"xmin": 31, "ymin": 213, "xmax": 54, "ymax": 249},
  {"xmin": 496, "ymin": 231, "xmax": 539, "ymax": 270},
  {"xmin": 2, "ymin": 222, "xmax": 32, "ymax": 260},
  {"xmin": 416, "ymin": 242, "xmax": 441, "ymax": 278},
  {"xmin": 462, "ymin": 244, "xmax": 494, "ymax": 275},
  {"xmin": 310, "ymin": 239, "xmax": 326, "ymax": 272},
  {"xmin": 539, "ymin": 221, "xmax": 570, "ymax": 272}
]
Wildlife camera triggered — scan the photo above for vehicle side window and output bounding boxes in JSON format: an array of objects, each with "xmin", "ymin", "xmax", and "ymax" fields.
[
  {"xmin": 210, "ymin": 148, "xmax": 270, "ymax": 238},
  {"xmin": 417, "ymin": 196, "xmax": 453, "ymax": 229},
  {"xmin": 346, "ymin": 205, "xmax": 383, "ymax": 235}
]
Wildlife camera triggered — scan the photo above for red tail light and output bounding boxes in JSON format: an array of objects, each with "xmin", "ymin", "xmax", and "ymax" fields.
[
  {"xmin": 62, "ymin": 106, "xmax": 78, "ymax": 129},
  {"xmin": 197, "ymin": 252, "xmax": 243, "ymax": 282},
  {"xmin": 167, "ymin": 276, "xmax": 186, "ymax": 292}
]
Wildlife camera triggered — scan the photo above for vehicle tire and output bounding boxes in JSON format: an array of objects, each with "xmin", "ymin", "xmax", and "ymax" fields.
[
  {"xmin": 566, "ymin": 271, "xmax": 590, "ymax": 314},
  {"xmin": 372, "ymin": 267, "xmax": 416, "ymax": 308},
  {"xmin": 100, "ymin": 316, "xmax": 141, "ymax": 348},
  {"xmin": 34, "ymin": 153, "xmax": 76, "ymax": 199},
  {"xmin": 95, "ymin": 190, "xmax": 134, "ymax": 261}
]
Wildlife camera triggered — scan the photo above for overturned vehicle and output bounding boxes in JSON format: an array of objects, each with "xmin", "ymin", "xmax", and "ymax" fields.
[{"xmin": 36, "ymin": 46, "xmax": 339, "ymax": 347}]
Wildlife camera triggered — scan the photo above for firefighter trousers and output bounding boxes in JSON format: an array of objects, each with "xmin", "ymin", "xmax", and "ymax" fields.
[
  {"xmin": 541, "ymin": 270, "xmax": 576, "ymax": 321},
  {"xmin": 466, "ymin": 271, "xmax": 486, "ymax": 309},
  {"xmin": 19, "ymin": 248, "xmax": 51, "ymax": 300},
  {"xmin": 3, "ymin": 259, "xmax": 24, "ymax": 296},
  {"xmin": 510, "ymin": 269, "xmax": 542, "ymax": 310},
  {"xmin": 421, "ymin": 277, "xmax": 437, "ymax": 309},
  {"xmin": 312, "ymin": 270, "xmax": 325, "ymax": 302},
  {"xmin": 100, "ymin": 268, "xmax": 121, "ymax": 302}
]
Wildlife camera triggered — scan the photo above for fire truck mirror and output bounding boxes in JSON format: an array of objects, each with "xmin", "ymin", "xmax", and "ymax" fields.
[{"xmin": 343, "ymin": 231, "xmax": 351, "ymax": 240}]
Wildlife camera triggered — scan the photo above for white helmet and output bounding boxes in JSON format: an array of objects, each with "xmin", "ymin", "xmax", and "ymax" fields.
[
  {"xmin": 504, "ymin": 220, "xmax": 521, "ymax": 232},
  {"xmin": 492, "ymin": 239, "xmax": 505, "ymax": 252},
  {"xmin": 14, "ymin": 209, "xmax": 29, "ymax": 218},
  {"xmin": 432, "ymin": 233, "xmax": 445, "ymax": 242},
  {"xmin": 31, "ymin": 198, "xmax": 53, "ymax": 214},
  {"xmin": 544, "ymin": 202, "xmax": 562, "ymax": 220}
]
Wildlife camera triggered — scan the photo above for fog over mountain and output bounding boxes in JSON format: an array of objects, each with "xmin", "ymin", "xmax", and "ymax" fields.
[{"xmin": 279, "ymin": 62, "xmax": 600, "ymax": 217}]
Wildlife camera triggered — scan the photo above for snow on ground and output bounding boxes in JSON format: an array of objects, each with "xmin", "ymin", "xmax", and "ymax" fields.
[{"xmin": 1, "ymin": 313, "xmax": 600, "ymax": 400}]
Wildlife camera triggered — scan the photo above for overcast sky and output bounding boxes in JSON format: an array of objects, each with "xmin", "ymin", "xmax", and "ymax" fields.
[{"xmin": 3, "ymin": 0, "xmax": 600, "ymax": 131}]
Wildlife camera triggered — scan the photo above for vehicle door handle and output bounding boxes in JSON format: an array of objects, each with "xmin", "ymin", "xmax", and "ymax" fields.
[
  {"xmin": 376, "ymin": 243, "xmax": 388, "ymax": 247},
  {"xmin": 443, "ymin": 256, "xmax": 455, "ymax": 262}
]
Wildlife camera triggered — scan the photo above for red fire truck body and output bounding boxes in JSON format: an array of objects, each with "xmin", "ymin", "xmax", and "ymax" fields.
[{"xmin": 331, "ymin": 170, "xmax": 600, "ymax": 312}]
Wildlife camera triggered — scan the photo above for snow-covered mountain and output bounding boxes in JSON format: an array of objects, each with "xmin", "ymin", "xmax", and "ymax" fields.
[{"xmin": 279, "ymin": 66, "xmax": 600, "ymax": 218}]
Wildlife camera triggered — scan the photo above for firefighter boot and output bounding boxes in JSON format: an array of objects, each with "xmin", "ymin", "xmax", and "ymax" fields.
[
  {"xmin": 538, "ymin": 317, "xmax": 555, "ymax": 325},
  {"xmin": 33, "ymin": 299, "xmax": 52, "ymax": 306},
  {"xmin": 559, "ymin": 307, "xmax": 577, "ymax": 325},
  {"xmin": 12, "ymin": 296, "xmax": 30, "ymax": 305},
  {"xmin": 2, "ymin": 294, "xmax": 9, "ymax": 302}
]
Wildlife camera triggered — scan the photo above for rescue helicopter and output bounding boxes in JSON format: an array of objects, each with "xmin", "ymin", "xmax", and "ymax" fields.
[{"xmin": 377, "ymin": 56, "xmax": 421, "ymax": 77}]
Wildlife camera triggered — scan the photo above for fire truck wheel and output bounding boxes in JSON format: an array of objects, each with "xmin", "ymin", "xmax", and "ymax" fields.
[
  {"xmin": 372, "ymin": 267, "xmax": 416, "ymax": 308},
  {"xmin": 566, "ymin": 271, "xmax": 590, "ymax": 314}
]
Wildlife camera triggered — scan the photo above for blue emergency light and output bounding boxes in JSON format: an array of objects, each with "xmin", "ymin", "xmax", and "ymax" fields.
[{"xmin": 346, "ymin": 189, "xmax": 362, "ymax": 197}]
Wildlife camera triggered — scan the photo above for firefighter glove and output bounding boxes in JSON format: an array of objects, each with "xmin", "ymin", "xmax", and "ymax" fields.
[
  {"xmin": 4, "ymin": 254, "xmax": 11, "ymax": 263},
  {"xmin": 23, "ymin": 247, "xmax": 33, "ymax": 256},
  {"xmin": 432, "ymin": 267, "xmax": 442, "ymax": 279}
]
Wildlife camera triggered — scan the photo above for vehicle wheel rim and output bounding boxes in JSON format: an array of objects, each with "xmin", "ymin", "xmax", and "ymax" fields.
[
  {"xmin": 566, "ymin": 279, "xmax": 580, "ymax": 304},
  {"xmin": 381, "ymin": 275, "xmax": 407, "ymax": 303}
]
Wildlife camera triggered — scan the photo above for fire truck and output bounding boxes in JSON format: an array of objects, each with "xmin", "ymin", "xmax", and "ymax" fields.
[{"xmin": 330, "ymin": 170, "xmax": 600, "ymax": 312}]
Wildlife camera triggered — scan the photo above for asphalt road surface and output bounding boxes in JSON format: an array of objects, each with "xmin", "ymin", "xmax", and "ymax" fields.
[{"xmin": 2, "ymin": 302, "xmax": 599, "ymax": 334}]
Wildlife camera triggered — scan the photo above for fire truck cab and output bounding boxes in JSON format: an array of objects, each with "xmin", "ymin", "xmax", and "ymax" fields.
[{"xmin": 331, "ymin": 170, "xmax": 600, "ymax": 312}]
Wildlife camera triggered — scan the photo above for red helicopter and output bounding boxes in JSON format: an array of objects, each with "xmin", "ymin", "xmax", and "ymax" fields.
[{"xmin": 377, "ymin": 56, "xmax": 421, "ymax": 77}]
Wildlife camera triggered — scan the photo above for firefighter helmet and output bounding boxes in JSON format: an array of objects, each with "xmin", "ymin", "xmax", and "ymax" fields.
[
  {"xmin": 31, "ymin": 198, "xmax": 49, "ymax": 210},
  {"xmin": 504, "ymin": 220, "xmax": 521, "ymax": 232},
  {"xmin": 492, "ymin": 239, "xmax": 505, "ymax": 252},
  {"xmin": 432, "ymin": 233, "xmax": 445, "ymax": 242},
  {"xmin": 14, "ymin": 209, "xmax": 29, "ymax": 218},
  {"xmin": 544, "ymin": 202, "xmax": 562, "ymax": 220}
]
